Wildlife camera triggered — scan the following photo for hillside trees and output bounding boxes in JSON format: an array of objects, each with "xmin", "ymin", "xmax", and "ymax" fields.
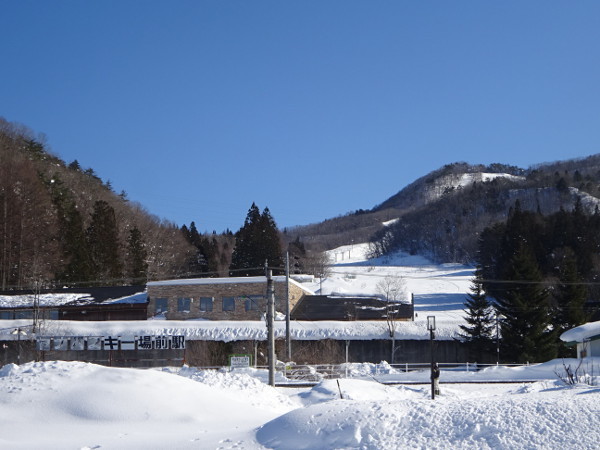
[
  {"xmin": 0, "ymin": 123, "xmax": 59, "ymax": 289},
  {"xmin": 230, "ymin": 203, "xmax": 283, "ymax": 276},
  {"xmin": 0, "ymin": 117, "xmax": 194, "ymax": 288},
  {"xmin": 180, "ymin": 222, "xmax": 235, "ymax": 277},
  {"xmin": 477, "ymin": 201, "xmax": 600, "ymax": 362},
  {"xmin": 181, "ymin": 222, "xmax": 210, "ymax": 275}
]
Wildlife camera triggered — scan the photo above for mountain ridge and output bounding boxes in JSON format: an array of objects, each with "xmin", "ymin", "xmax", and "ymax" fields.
[{"xmin": 287, "ymin": 156, "xmax": 600, "ymax": 263}]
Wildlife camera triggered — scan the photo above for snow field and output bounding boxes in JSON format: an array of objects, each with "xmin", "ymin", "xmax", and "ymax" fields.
[{"xmin": 0, "ymin": 360, "xmax": 599, "ymax": 449}]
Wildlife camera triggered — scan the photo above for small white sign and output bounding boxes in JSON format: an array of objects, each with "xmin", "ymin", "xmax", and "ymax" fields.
[{"xmin": 230, "ymin": 355, "xmax": 251, "ymax": 368}]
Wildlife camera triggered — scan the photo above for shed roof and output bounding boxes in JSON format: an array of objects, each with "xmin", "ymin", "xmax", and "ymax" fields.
[
  {"xmin": 147, "ymin": 276, "xmax": 314, "ymax": 294},
  {"xmin": 291, "ymin": 295, "xmax": 413, "ymax": 321},
  {"xmin": 560, "ymin": 320, "xmax": 600, "ymax": 344},
  {"xmin": 0, "ymin": 286, "xmax": 147, "ymax": 309}
]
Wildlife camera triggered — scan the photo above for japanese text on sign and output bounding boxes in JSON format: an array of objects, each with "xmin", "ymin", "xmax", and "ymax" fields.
[{"xmin": 36, "ymin": 335, "xmax": 185, "ymax": 351}]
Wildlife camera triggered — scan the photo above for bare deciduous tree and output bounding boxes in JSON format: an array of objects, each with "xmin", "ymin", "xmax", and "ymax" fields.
[{"xmin": 376, "ymin": 275, "xmax": 408, "ymax": 363}]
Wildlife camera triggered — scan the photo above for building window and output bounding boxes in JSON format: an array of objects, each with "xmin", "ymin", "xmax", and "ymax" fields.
[
  {"xmin": 245, "ymin": 295, "xmax": 262, "ymax": 312},
  {"xmin": 222, "ymin": 297, "xmax": 235, "ymax": 311},
  {"xmin": 48, "ymin": 310, "xmax": 59, "ymax": 320},
  {"xmin": 200, "ymin": 297, "xmax": 213, "ymax": 312},
  {"xmin": 177, "ymin": 297, "xmax": 192, "ymax": 313},
  {"xmin": 155, "ymin": 298, "xmax": 168, "ymax": 315},
  {"xmin": 15, "ymin": 310, "xmax": 33, "ymax": 320},
  {"xmin": 0, "ymin": 311, "xmax": 13, "ymax": 320}
]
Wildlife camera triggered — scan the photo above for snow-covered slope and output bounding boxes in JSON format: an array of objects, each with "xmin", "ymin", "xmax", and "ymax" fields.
[
  {"xmin": 422, "ymin": 172, "xmax": 525, "ymax": 203},
  {"xmin": 0, "ymin": 244, "xmax": 473, "ymax": 342}
]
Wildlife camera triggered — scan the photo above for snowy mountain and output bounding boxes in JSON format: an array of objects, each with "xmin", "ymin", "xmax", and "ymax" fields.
[{"xmin": 290, "ymin": 156, "xmax": 600, "ymax": 263}]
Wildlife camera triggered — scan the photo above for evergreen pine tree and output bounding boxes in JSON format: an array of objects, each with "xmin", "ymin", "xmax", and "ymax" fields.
[
  {"xmin": 46, "ymin": 175, "xmax": 91, "ymax": 286},
  {"xmin": 59, "ymin": 203, "xmax": 92, "ymax": 285},
  {"xmin": 258, "ymin": 207, "xmax": 284, "ymax": 270},
  {"xmin": 495, "ymin": 245, "xmax": 556, "ymax": 363},
  {"xmin": 230, "ymin": 203, "xmax": 283, "ymax": 276},
  {"xmin": 459, "ymin": 269, "xmax": 496, "ymax": 362},
  {"xmin": 126, "ymin": 226, "xmax": 148, "ymax": 283},
  {"xmin": 553, "ymin": 249, "xmax": 588, "ymax": 356},
  {"xmin": 86, "ymin": 200, "xmax": 122, "ymax": 285}
]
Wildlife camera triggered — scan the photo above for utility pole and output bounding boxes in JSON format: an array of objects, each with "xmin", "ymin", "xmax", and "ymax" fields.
[
  {"xmin": 285, "ymin": 251, "xmax": 291, "ymax": 361},
  {"xmin": 266, "ymin": 269, "xmax": 276, "ymax": 386}
]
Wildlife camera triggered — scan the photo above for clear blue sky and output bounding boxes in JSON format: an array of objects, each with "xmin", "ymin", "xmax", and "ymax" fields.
[{"xmin": 2, "ymin": 1, "xmax": 599, "ymax": 233}]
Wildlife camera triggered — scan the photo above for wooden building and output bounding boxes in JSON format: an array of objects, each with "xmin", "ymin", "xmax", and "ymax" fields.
[{"xmin": 0, "ymin": 286, "xmax": 147, "ymax": 321}]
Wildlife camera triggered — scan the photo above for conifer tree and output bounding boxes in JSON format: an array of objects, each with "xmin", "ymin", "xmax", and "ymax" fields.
[
  {"xmin": 46, "ymin": 175, "xmax": 91, "ymax": 286},
  {"xmin": 459, "ymin": 269, "xmax": 496, "ymax": 362},
  {"xmin": 495, "ymin": 245, "xmax": 556, "ymax": 363},
  {"xmin": 230, "ymin": 203, "xmax": 283, "ymax": 276},
  {"xmin": 553, "ymin": 250, "xmax": 588, "ymax": 356},
  {"xmin": 181, "ymin": 222, "xmax": 211, "ymax": 276},
  {"xmin": 126, "ymin": 226, "xmax": 148, "ymax": 283},
  {"xmin": 87, "ymin": 200, "xmax": 122, "ymax": 285},
  {"xmin": 59, "ymin": 203, "xmax": 92, "ymax": 285}
]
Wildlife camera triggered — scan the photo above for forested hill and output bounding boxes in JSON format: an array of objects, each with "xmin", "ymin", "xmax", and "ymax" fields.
[
  {"xmin": 287, "ymin": 156, "xmax": 600, "ymax": 263},
  {"xmin": 0, "ymin": 118, "xmax": 194, "ymax": 290}
]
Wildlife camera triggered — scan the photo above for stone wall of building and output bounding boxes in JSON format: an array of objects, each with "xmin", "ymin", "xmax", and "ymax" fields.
[{"xmin": 147, "ymin": 278, "xmax": 309, "ymax": 321}]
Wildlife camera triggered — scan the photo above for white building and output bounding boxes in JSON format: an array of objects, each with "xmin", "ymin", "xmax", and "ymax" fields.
[{"xmin": 560, "ymin": 320, "xmax": 600, "ymax": 358}]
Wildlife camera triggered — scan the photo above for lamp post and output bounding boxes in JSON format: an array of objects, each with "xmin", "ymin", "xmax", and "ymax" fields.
[
  {"xmin": 427, "ymin": 316, "xmax": 436, "ymax": 400},
  {"xmin": 11, "ymin": 327, "xmax": 27, "ymax": 365}
]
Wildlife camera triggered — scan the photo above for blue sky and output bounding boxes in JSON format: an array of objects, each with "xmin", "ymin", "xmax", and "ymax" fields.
[{"xmin": 2, "ymin": 1, "xmax": 599, "ymax": 233}]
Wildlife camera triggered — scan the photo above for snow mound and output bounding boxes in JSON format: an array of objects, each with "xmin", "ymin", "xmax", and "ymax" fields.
[
  {"xmin": 298, "ymin": 378, "xmax": 422, "ymax": 406},
  {"xmin": 0, "ymin": 361, "xmax": 296, "ymax": 449},
  {"xmin": 257, "ymin": 381, "xmax": 600, "ymax": 450},
  {"xmin": 176, "ymin": 366, "xmax": 300, "ymax": 411}
]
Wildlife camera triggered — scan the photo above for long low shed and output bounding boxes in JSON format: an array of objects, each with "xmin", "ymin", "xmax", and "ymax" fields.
[{"xmin": 0, "ymin": 319, "xmax": 467, "ymax": 367}]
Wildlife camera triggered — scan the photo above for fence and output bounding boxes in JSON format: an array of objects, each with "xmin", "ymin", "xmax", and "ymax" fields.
[{"xmin": 223, "ymin": 362, "xmax": 531, "ymax": 384}]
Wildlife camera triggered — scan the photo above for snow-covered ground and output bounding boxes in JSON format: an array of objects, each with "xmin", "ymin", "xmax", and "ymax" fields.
[
  {"xmin": 318, "ymin": 243, "xmax": 473, "ymax": 325},
  {"xmin": 0, "ymin": 359, "xmax": 598, "ymax": 449}
]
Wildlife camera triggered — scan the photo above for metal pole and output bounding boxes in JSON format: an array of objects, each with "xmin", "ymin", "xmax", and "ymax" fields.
[
  {"xmin": 496, "ymin": 312, "xmax": 500, "ymax": 365},
  {"xmin": 17, "ymin": 328, "xmax": 21, "ymax": 365},
  {"xmin": 345, "ymin": 340, "xmax": 349, "ymax": 378},
  {"xmin": 285, "ymin": 251, "xmax": 291, "ymax": 361},
  {"xmin": 430, "ymin": 329, "xmax": 435, "ymax": 400},
  {"xmin": 266, "ymin": 269, "xmax": 276, "ymax": 386}
]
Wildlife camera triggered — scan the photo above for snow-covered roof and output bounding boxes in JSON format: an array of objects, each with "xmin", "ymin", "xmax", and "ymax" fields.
[
  {"xmin": 0, "ymin": 293, "xmax": 89, "ymax": 308},
  {"xmin": 0, "ymin": 318, "xmax": 461, "ymax": 342},
  {"xmin": 0, "ymin": 292, "xmax": 147, "ymax": 309},
  {"xmin": 560, "ymin": 320, "xmax": 600, "ymax": 343},
  {"xmin": 148, "ymin": 276, "xmax": 285, "ymax": 286},
  {"xmin": 148, "ymin": 276, "xmax": 314, "ymax": 294}
]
